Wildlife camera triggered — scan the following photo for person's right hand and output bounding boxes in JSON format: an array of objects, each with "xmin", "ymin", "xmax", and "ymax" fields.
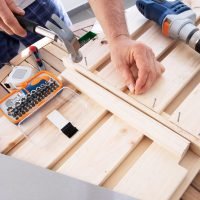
[{"xmin": 0, "ymin": 0, "xmax": 26, "ymax": 37}]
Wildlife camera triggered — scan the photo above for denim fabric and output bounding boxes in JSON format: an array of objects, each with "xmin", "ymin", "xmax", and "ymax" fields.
[{"xmin": 0, "ymin": 0, "xmax": 71, "ymax": 68}]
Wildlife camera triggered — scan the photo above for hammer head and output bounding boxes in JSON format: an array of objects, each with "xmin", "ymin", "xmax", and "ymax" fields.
[{"xmin": 45, "ymin": 14, "xmax": 82, "ymax": 63}]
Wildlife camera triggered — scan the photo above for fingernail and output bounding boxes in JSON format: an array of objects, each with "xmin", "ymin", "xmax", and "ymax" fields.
[
  {"xmin": 127, "ymin": 83, "xmax": 135, "ymax": 93},
  {"xmin": 17, "ymin": 7, "xmax": 25, "ymax": 14}
]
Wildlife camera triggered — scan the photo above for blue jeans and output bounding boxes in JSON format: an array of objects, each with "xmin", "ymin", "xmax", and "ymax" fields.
[{"xmin": 0, "ymin": 0, "xmax": 71, "ymax": 68}]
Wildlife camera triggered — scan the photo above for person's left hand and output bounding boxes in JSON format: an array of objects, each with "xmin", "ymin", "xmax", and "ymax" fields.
[{"xmin": 110, "ymin": 35, "xmax": 165, "ymax": 95}]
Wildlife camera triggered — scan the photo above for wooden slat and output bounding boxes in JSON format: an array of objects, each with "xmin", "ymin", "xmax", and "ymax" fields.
[
  {"xmin": 170, "ymin": 83, "xmax": 200, "ymax": 137},
  {"xmin": 0, "ymin": 85, "xmax": 8, "ymax": 99},
  {"xmin": 61, "ymin": 68, "xmax": 190, "ymax": 160},
  {"xmin": 51, "ymin": 6, "xmax": 151, "ymax": 72},
  {"xmin": 0, "ymin": 116, "xmax": 23, "ymax": 153},
  {"xmin": 58, "ymin": 115, "xmax": 143, "ymax": 185},
  {"xmin": 182, "ymin": 186, "xmax": 200, "ymax": 200},
  {"xmin": 9, "ymin": 95, "xmax": 106, "ymax": 168},
  {"xmin": 39, "ymin": 49, "xmax": 66, "ymax": 72},
  {"xmin": 134, "ymin": 43, "xmax": 200, "ymax": 113},
  {"xmin": 114, "ymin": 143, "xmax": 187, "ymax": 200},
  {"xmin": 70, "ymin": 18, "xmax": 96, "ymax": 32},
  {"xmin": 0, "ymin": 84, "xmax": 71, "ymax": 153},
  {"xmin": 10, "ymin": 37, "xmax": 52, "ymax": 65},
  {"xmin": 171, "ymin": 150, "xmax": 200, "ymax": 200},
  {"xmin": 103, "ymin": 137, "xmax": 152, "ymax": 189},
  {"xmin": 74, "ymin": 29, "xmax": 87, "ymax": 38},
  {"xmin": 25, "ymin": 56, "xmax": 60, "ymax": 76},
  {"xmin": 192, "ymin": 172, "xmax": 200, "ymax": 191},
  {"xmin": 0, "ymin": 64, "xmax": 12, "ymax": 82}
]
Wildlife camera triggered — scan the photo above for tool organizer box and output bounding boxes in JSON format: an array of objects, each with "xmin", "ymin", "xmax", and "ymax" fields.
[{"xmin": 0, "ymin": 2, "xmax": 200, "ymax": 200}]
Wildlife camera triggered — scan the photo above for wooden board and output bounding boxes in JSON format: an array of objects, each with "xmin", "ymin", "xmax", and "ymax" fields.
[
  {"xmin": 58, "ymin": 116, "xmax": 143, "ymax": 185},
  {"xmin": 170, "ymin": 83, "xmax": 200, "ymax": 138},
  {"xmin": 58, "ymin": 2, "xmax": 200, "ymax": 156},
  {"xmin": 114, "ymin": 143, "xmax": 187, "ymax": 200}
]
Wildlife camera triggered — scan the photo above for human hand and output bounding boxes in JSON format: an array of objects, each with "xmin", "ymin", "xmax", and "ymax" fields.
[
  {"xmin": 110, "ymin": 36, "xmax": 165, "ymax": 95},
  {"xmin": 0, "ymin": 0, "xmax": 26, "ymax": 36}
]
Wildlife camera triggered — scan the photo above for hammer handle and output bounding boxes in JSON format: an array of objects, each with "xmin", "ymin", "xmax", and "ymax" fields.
[{"xmin": 16, "ymin": 15, "xmax": 38, "ymax": 33}]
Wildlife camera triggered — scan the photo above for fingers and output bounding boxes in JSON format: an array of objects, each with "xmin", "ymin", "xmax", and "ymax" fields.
[
  {"xmin": 134, "ymin": 45, "xmax": 165, "ymax": 95},
  {"xmin": 7, "ymin": 0, "xmax": 25, "ymax": 14},
  {"xmin": 0, "ymin": 0, "xmax": 26, "ymax": 37},
  {"xmin": 0, "ymin": 18, "xmax": 13, "ymax": 34},
  {"xmin": 120, "ymin": 65, "xmax": 136, "ymax": 93}
]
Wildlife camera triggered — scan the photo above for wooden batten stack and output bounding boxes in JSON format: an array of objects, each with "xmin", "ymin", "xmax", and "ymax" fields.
[{"xmin": 0, "ymin": 2, "xmax": 200, "ymax": 200}]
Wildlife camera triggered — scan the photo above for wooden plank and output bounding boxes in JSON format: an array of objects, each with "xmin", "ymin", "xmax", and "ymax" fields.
[
  {"xmin": 171, "ymin": 150, "xmax": 200, "ymax": 200},
  {"xmin": 0, "ymin": 85, "xmax": 8, "ymax": 99},
  {"xmin": 74, "ymin": 29, "xmax": 87, "ymax": 38},
  {"xmin": 0, "ymin": 64, "xmax": 12, "ymax": 82},
  {"xmin": 0, "ymin": 116, "xmax": 23, "ymax": 153},
  {"xmin": 0, "ymin": 84, "xmax": 71, "ymax": 153},
  {"xmin": 133, "ymin": 43, "xmax": 200, "ymax": 113},
  {"xmin": 114, "ymin": 143, "xmax": 187, "ymax": 200},
  {"xmin": 26, "ymin": 56, "xmax": 59, "ymax": 76},
  {"xmin": 192, "ymin": 172, "xmax": 200, "ymax": 191},
  {"xmin": 10, "ymin": 37, "xmax": 52, "ymax": 65},
  {"xmin": 182, "ymin": 186, "xmax": 200, "ymax": 200},
  {"xmin": 55, "ymin": 6, "xmax": 150, "ymax": 72},
  {"xmin": 63, "ymin": 57, "xmax": 200, "ymax": 156},
  {"xmin": 39, "ymin": 49, "xmax": 66, "ymax": 72},
  {"xmin": 61, "ymin": 68, "xmax": 190, "ymax": 160},
  {"xmin": 125, "ymin": 6, "xmax": 149, "ymax": 37},
  {"xmin": 58, "ymin": 115, "xmax": 143, "ymax": 185},
  {"xmin": 170, "ymin": 83, "xmax": 200, "ymax": 138},
  {"xmin": 102, "ymin": 137, "xmax": 152, "ymax": 189},
  {"xmin": 70, "ymin": 18, "xmax": 96, "ymax": 32},
  {"xmin": 9, "ymin": 95, "xmax": 107, "ymax": 168}
]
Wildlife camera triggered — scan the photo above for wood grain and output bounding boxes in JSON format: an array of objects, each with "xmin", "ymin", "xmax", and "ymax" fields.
[
  {"xmin": 58, "ymin": 115, "xmax": 143, "ymax": 185},
  {"xmin": 114, "ymin": 143, "xmax": 187, "ymax": 200},
  {"xmin": 182, "ymin": 186, "xmax": 200, "ymax": 200},
  {"xmin": 61, "ymin": 68, "xmax": 190, "ymax": 160},
  {"xmin": 9, "ymin": 95, "xmax": 106, "ymax": 168},
  {"xmin": 170, "ymin": 83, "xmax": 200, "ymax": 137}
]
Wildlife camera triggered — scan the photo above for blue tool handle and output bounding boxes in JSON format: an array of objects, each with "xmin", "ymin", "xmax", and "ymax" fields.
[{"xmin": 136, "ymin": 0, "xmax": 191, "ymax": 26}]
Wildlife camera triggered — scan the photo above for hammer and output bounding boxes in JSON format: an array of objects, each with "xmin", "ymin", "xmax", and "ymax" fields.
[{"xmin": 16, "ymin": 15, "xmax": 83, "ymax": 63}]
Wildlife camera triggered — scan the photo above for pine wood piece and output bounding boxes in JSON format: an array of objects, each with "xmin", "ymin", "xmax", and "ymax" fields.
[
  {"xmin": 182, "ymin": 186, "xmax": 200, "ymax": 200},
  {"xmin": 97, "ymin": 62, "xmax": 126, "ymax": 90},
  {"xmin": 10, "ymin": 37, "xmax": 52, "ymax": 65},
  {"xmin": 58, "ymin": 115, "xmax": 143, "ymax": 185},
  {"xmin": 125, "ymin": 6, "xmax": 149, "ymax": 36},
  {"xmin": 102, "ymin": 137, "xmax": 152, "ymax": 189},
  {"xmin": 26, "ymin": 56, "xmax": 59, "ymax": 76},
  {"xmin": 0, "ymin": 64, "xmax": 12, "ymax": 82},
  {"xmin": 0, "ymin": 116, "xmax": 23, "ymax": 153},
  {"xmin": 192, "ymin": 172, "xmax": 200, "ymax": 191},
  {"xmin": 38, "ymin": 49, "xmax": 66, "ymax": 72},
  {"xmin": 61, "ymin": 68, "xmax": 190, "ymax": 160},
  {"xmin": 74, "ymin": 29, "xmax": 87, "ymax": 38},
  {"xmin": 70, "ymin": 18, "xmax": 96, "ymax": 32},
  {"xmin": 0, "ymin": 85, "xmax": 8, "ymax": 99},
  {"xmin": 133, "ymin": 43, "xmax": 200, "ymax": 113},
  {"xmin": 114, "ymin": 143, "xmax": 187, "ymax": 200},
  {"xmin": 171, "ymin": 150, "xmax": 200, "ymax": 200},
  {"xmin": 170, "ymin": 83, "xmax": 200, "ymax": 137},
  {"xmin": 9, "ymin": 95, "xmax": 106, "ymax": 168},
  {"xmin": 138, "ymin": 24, "xmax": 173, "ymax": 57},
  {"xmin": 63, "ymin": 57, "xmax": 200, "ymax": 156}
]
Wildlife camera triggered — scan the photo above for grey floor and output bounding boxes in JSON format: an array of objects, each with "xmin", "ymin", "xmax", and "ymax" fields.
[{"xmin": 68, "ymin": 0, "xmax": 136, "ymax": 24}]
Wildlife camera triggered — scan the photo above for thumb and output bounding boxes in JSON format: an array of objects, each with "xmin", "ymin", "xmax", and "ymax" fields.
[{"xmin": 7, "ymin": 0, "xmax": 25, "ymax": 15}]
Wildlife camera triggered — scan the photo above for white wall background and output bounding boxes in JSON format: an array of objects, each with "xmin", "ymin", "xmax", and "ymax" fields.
[{"xmin": 60, "ymin": 0, "xmax": 88, "ymax": 12}]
